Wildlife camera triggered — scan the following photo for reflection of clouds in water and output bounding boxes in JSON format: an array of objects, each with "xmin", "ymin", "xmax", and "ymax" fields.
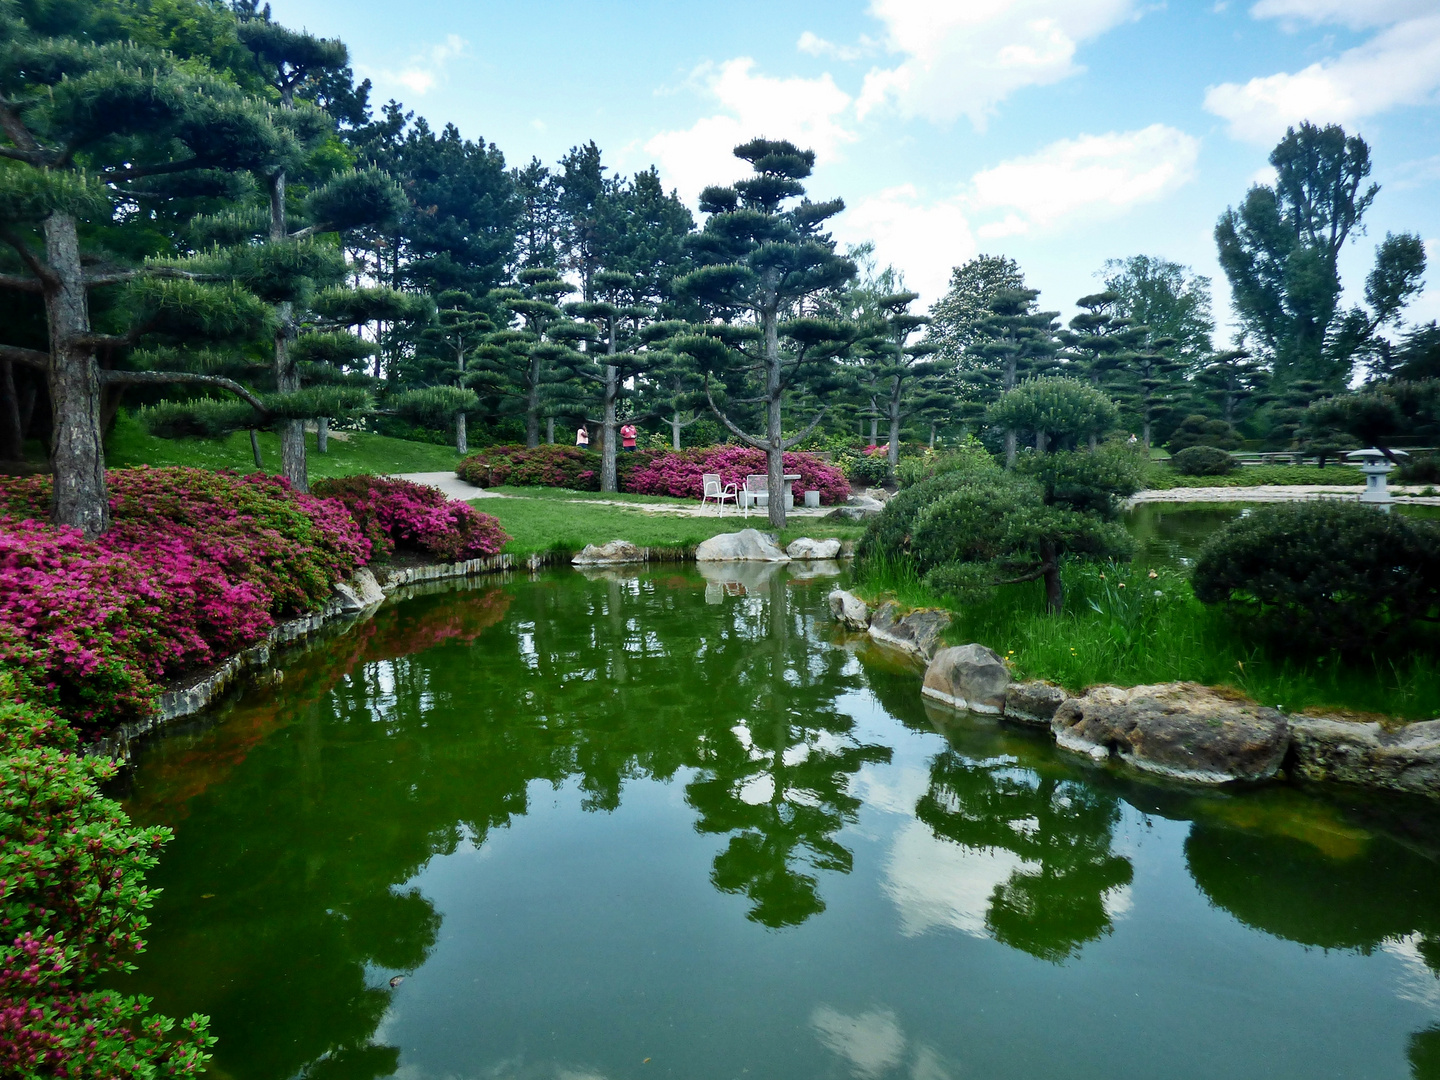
[
  {"xmin": 883, "ymin": 820, "xmax": 1131, "ymax": 939},
  {"xmin": 884, "ymin": 819, "xmax": 1031, "ymax": 938},
  {"xmin": 810, "ymin": 1004, "xmax": 953, "ymax": 1080},
  {"xmin": 1384, "ymin": 934, "xmax": 1440, "ymax": 1012},
  {"xmin": 851, "ymin": 764, "xmax": 932, "ymax": 819}
]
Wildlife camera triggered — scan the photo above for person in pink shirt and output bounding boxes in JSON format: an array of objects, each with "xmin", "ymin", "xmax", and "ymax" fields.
[{"xmin": 620, "ymin": 423, "xmax": 637, "ymax": 451}]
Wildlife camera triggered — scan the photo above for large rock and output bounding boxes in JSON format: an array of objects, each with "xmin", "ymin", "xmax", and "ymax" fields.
[
  {"xmin": 828, "ymin": 589, "xmax": 870, "ymax": 630},
  {"xmin": 922, "ymin": 644, "xmax": 1010, "ymax": 713},
  {"xmin": 1005, "ymin": 681, "xmax": 1070, "ymax": 727},
  {"xmin": 573, "ymin": 539, "xmax": 645, "ymax": 565},
  {"xmin": 868, "ymin": 601, "xmax": 951, "ymax": 662},
  {"xmin": 1051, "ymin": 682, "xmax": 1289, "ymax": 783},
  {"xmin": 828, "ymin": 495, "xmax": 885, "ymax": 522},
  {"xmin": 1288, "ymin": 717, "xmax": 1440, "ymax": 796},
  {"xmin": 786, "ymin": 537, "xmax": 842, "ymax": 559},
  {"xmin": 333, "ymin": 567, "xmax": 386, "ymax": 613},
  {"xmin": 694, "ymin": 529, "xmax": 790, "ymax": 562}
]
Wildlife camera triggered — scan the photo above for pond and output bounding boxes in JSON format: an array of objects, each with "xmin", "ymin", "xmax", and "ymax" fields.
[{"xmin": 115, "ymin": 564, "xmax": 1440, "ymax": 1080}]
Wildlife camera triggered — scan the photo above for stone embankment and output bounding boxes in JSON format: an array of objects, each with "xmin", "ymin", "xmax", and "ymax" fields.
[{"xmin": 826, "ymin": 589, "xmax": 1440, "ymax": 798}]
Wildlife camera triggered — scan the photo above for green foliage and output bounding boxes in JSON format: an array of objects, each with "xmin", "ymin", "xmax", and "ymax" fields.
[
  {"xmin": 124, "ymin": 278, "xmax": 276, "ymax": 341},
  {"xmin": 263, "ymin": 386, "xmax": 371, "ymax": 421},
  {"xmin": 1192, "ymin": 501, "xmax": 1440, "ymax": 654},
  {"xmin": 838, "ymin": 449, "xmax": 889, "ymax": 486},
  {"xmin": 388, "ymin": 386, "xmax": 480, "ymax": 426},
  {"xmin": 1171, "ymin": 445, "xmax": 1237, "ymax": 476},
  {"xmin": 1014, "ymin": 442, "xmax": 1145, "ymax": 517},
  {"xmin": 987, "ymin": 377, "xmax": 1117, "ymax": 448},
  {"xmin": 894, "ymin": 440, "xmax": 995, "ymax": 489},
  {"xmin": 1167, "ymin": 414, "xmax": 1241, "ymax": 452},
  {"xmin": 1145, "ymin": 464, "xmax": 1362, "ymax": 488},
  {"xmin": 138, "ymin": 397, "xmax": 257, "ymax": 438},
  {"xmin": 0, "ymin": 677, "xmax": 215, "ymax": 1076}
]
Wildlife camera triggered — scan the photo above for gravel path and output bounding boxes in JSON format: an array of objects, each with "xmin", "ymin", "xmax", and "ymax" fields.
[{"xmin": 1127, "ymin": 485, "xmax": 1440, "ymax": 506}]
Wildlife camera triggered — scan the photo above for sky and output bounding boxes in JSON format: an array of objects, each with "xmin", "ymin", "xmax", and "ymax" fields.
[{"xmin": 269, "ymin": 0, "xmax": 1440, "ymax": 341}]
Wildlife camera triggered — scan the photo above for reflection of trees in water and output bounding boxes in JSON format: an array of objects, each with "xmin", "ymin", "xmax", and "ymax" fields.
[
  {"xmin": 1413, "ymin": 1027, "xmax": 1440, "ymax": 1080},
  {"xmin": 122, "ymin": 571, "xmax": 885, "ymax": 1078},
  {"xmin": 915, "ymin": 749, "xmax": 1133, "ymax": 962}
]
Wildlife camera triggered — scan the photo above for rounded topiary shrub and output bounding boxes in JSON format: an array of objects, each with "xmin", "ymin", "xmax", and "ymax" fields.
[
  {"xmin": 1171, "ymin": 445, "xmax": 1236, "ymax": 476},
  {"xmin": 1192, "ymin": 501, "xmax": 1440, "ymax": 653}
]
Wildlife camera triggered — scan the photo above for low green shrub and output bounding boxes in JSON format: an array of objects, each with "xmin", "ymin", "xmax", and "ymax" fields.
[
  {"xmin": 1145, "ymin": 464, "xmax": 1363, "ymax": 488},
  {"xmin": 1167, "ymin": 415, "xmax": 1241, "ymax": 452},
  {"xmin": 1171, "ymin": 445, "xmax": 1236, "ymax": 476},
  {"xmin": 837, "ymin": 449, "xmax": 889, "ymax": 486},
  {"xmin": 0, "ymin": 679, "xmax": 215, "ymax": 1076},
  {"xmin": 456, "ymin": 444, "xmax": 600, "ymax": 490},
  {"xmin": 1398, "ymin": 453, "xmax": 1440, "ymax": 485},
  {"xmin": 1192, "ymin": 501, "xmax": 1440, "ymax": 655}
]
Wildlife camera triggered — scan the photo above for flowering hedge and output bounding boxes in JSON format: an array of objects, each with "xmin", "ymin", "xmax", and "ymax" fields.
[
  {"xmin": 456, "ymin": 444, "xmax": 600, "ymax": 490},
  {"xmin": 312, "ymin": 475, "xmax": 509, "ymax": 561},
  {"xmin": 0, "ymin": 469, "xmax": 369, "ymax": 728},
  {"xmin": 621, "ymin": 446, "xmax": 850, "ymax": 504},
  {"xmin": 0, "ymin": 678, "xmax": 215, "ymax": 1077}
]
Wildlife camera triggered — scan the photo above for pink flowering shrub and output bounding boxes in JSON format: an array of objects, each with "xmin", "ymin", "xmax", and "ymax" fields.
[
  {"xmin": 0, "ymin": 468, "xmax": 370, "ymax": 728},
  {"xmin": 456, "ymin": 444, "xmax": 601, "ymax": 490},
  {"xmin": 621, "ymin": 446, "xmax": 850, "ymax": 504},
  {"xmin": 312, "ymin": 475, "xmax": 509, "ymax": 561},
  {"xmin": 0, "ymin": 680, "xmax": 216, "ymax": 1077}
]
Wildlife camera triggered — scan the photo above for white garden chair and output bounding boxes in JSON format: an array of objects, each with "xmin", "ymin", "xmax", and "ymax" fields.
[
  {"xmin": 701, "ymin": 473, "xmax": 738, "ymax": 514},
  {"xmin": 741, "ymin": 474, "xmax": 768, "ymax": 518}
]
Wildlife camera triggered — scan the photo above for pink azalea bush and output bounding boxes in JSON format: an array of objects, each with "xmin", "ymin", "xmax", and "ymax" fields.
[
  {"xmin": 457, "ymin": 444, "xmax": 600, "ymax": 490},
  {"xmin": 621, "ymin": 446, "xmax": 850, "ymax": 504},
  {"xmin": 312, "ymin": 475, "xmax": 509, "ymax": 561},
  {"xmin": 0, "ymin": 469, "xmax": 370, "ymax": 728}
]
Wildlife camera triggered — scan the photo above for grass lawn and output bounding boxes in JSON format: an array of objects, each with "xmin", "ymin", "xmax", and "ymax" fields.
[
  {"xmin": 486, "ymin": 485, "xmax": 696, "ymax": 506},
  {"xmin": 475, "ymin": 496, "xmax": 865, "ymax": 556},
  {"xmin": 105, "ymin": 411, "xmax": 461, "ymax": 480}
]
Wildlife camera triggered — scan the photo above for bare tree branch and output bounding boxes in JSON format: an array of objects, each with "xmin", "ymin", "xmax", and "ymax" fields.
[
  {"xmin": 0, "ymin": 273, "xmax": 43, "ymax": 292},
  {"xmin": 85, "ymin": 265, "xmax": 220, "ymax": 287},
  {"xmin": 780, "ymin": 406, "xmax": 829, "ymax": 450},
  {"xmin": 99, "ymin": 369, "xmax": 268, "ymax": 412},
  {"xmin": 704, "ymin": 378, "xmax": 764, "ymax": 450},
  {"xmin": 0, "ymin": 101, "xmax": 41, "ymax": 155},
  {"xmin": 0, "ymin": 229, "xmax": 59, "ymax": 288},
  {"xmin": 0, "ymin": 344, "xmax": 49, "ymax": 370}
]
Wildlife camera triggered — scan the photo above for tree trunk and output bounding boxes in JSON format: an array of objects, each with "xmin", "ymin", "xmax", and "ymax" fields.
[
  {"xmin": 1035, "ymin": 431, "xmax": 1047, "ymax": 453},
  {"xmin": 545, "ymin": 416, "xmax": 554, "ymax": 445},
  {"xmin": 868, "ymin": 414, "xmax": 878, "ymax": 444},
  {"xmin": 1041, "ymin": 544, "xmax": 1062, "ymax": 614},
  {"xmin": 887, "ymin": 390, "xmax": 901, "ymax": 478},
  {"xmin": 316, "ymin": 416, "xmax": 328, "ymax": 454},
  {"xmin": 672, "ymin": 410, "xmax": 682, "ymax": 450},
  {"xmin": 764, "ymin": 307, "xmax": 786, "ymax": 530},
  {"xmin": 929, "ymin": 423, "xmax": 936, "ymax": 450},
  {"xmin": 0, "ymin": 362, "xmax": 22, "ymax": 461},
  {"xmin": 44, "ymin": 213, "xmax": 109, "ymax": 536},
  {"xmin": 250, "ymin": 429, "xmax": 264, "ymax": 469},
  {"xmin": 1142, "ymin": 418, "xmax": 1152, "ymax": 453},
  {"xmin": 1003, "ymin": 353, "xmax": 1019, "ymax": 470},
  {"xmin": 600, "ymin": 363, "xmax": 618, "ymax": 493},
  {"xmin": 525, "ymin": 354, "xmax": 541, "ymax": 448},
  {"xmin": 1005, "ymin": 429, "xmax": 1017, "ymax": 469},
  {"xmin": 456, "ymin": 412, "xmax": 468, "ymax": 455},
  {"xmin": 269, "ymin": 170, "xmax": 308, "ymax": 492}
]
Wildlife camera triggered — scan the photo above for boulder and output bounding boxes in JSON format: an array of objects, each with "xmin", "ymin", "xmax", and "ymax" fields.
[
  {"xmin": 694, "ymin": 529, "xmax": 791, "ymax": 562},
  {"xmin": 573, "ymin": 539, "xmax": 645, "ymax": 565},
  {"xmin": 868, "ymin": 601, "xmax": 951, "ymax": 662},
  {"xmin": 333, "ymin": 567, "xmax": 385, "ymax": 613},
  {"xmin": 786, "ymin": 537, "xmax": 842, "ymax": 559},
  {"xmin": 1005, "ymin": 681, "xmax": 1070, "ymax": 727},
  {"xmin": 828, "ymin": 495, "xmax": 886, "ymax": 522},
  {"xmin": 922, "ymin": 644, "xmax": 1010, "ymax": 713},
  {"xmin": 1288, "ymin": 717, "xmax": 1440, "ymax": 796},
  {"xmin": 1051, "ymin": 682, "xmax": 1289, "ymax": 783},
  {"xmin": 827, "ymin": 589, "xmax": 871, "ymax": 630}
]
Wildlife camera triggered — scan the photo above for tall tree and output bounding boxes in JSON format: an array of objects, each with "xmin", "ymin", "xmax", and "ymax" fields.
[
  {"xmin": 861, "ymin": 291, "xmax": 946, "ymax": 477},
  {"xmin": 0, "ymin": 9, "xmax": 297, "ymax": 532},
  {"xmin": 1215, "ymin": 122, "xmax": 1426, "ymax": 388},
  {"xmin": 676, "ymin": 138, "xmax": 857, "ymax": 527},
  {"xmin": 1101, "ymin": 255, "xmax": 1213, "ymax": 369},
  {"xmin": 926, "ymin": 254, "xmax": 1026, "ymax": 364},
  {"xmin": 1195, "ymin": 348, "xmax": 1269, "ymax": 427},
  {"xmin": 969, "ymin": 288, "xmax": 1060, "ymax": 467}
]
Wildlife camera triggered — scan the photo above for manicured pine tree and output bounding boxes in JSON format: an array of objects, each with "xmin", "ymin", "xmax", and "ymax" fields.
[
  {"xmin": 1195, "ymin": 348, "xmax": 1270, "ymax": 428},
  {"xmin": 410, "ymin": 290, "xmax": 492, "ymax": 453},
  {"xmin": 863, "ymin": 292, "xmax": 948, "ymax": 477},
  {"xmin": 970, "ymin": 288, "xmax": 1060, "ymax": 466},
  {"xmin": 676, "ymin": 138, "xmax": 857, "ymax": 527},
  {"xmin": 0, "ymin": 10, "xmax": 300, "ymax": 533}
]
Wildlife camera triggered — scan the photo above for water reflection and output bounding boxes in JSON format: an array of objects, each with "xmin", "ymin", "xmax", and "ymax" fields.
[{"xmin": 115, "ymin": 567, "xmax": 1440, "ymax": 1080}]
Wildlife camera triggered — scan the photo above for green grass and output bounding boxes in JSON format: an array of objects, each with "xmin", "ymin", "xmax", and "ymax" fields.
[
  {"xmin": 1145, "ymin": 464, "xmax": 1364, "ymax": 488},
  {"xmin": 474, "ymin": 496, "xmax": 865, "ymax": 557},
  {"xmin": 486, "ymin": 485, "xmax": 697, "ymax": 506},
  {"xmin": 857, "ymin": 556, "xmax": 1440, "ymax": 721},
  {"xmin": 105, "ymin": 410, "xmax": 461, "ymax": 480}
]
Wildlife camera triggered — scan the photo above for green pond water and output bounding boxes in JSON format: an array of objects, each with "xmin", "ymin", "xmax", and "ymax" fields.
[{"xmin": 115, "ymin": 561, "xmax": 1440, "ymax": 1080}]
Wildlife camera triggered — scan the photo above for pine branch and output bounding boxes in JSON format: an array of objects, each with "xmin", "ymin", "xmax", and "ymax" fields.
[
  {"xmin": 704, "ymin": 379, "xmax": 764, "ymax": 450},
  {"xmin": 779, "ymin": 406, "xmax": 829, "ymax": 450},
  {"xmin": 99, "ymin": 369, "xmax": 268, "ymax": 412},
  {"xmin": 101, "ymin": 158, "xmax": 203, "ymax": 183},
  {"xmin": 0, "ymin": 229, "xmax": 59, "ymax": 288},
  {"xmin": 84, "ymin": 266, "xmax": 220, "ymax": 287},
  {"xmin": 0, "ymin": 344, "xmax": 49, "ymax": 370},
  {"xmin": 0, "ymin": 273, "xmax": 43, "ymax": 292},
  {"xmin": 0, "ymin": 100, "xmax": 42, "ymax": 157}
]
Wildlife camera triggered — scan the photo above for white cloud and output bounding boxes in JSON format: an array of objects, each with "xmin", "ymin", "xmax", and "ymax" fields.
[
  {"xmin": 833, "ymin": 185, "xmax": 977, "ymax": 303},
  {"xmin": 856, "ymin": 0, "xmax": 1141, "ymax": 128},
  {"xmin": 365, "ymin": 34, "xmax": 467, "ymax": 97},
  {"xmin": 644, "ymin": 58, "xmax": 855, "ymax": 203},
  {"xmin": 1205, "ymin": 11, "xmax": 1440, "ymax": 142},
  {"xmin": 810, "ymin": 1006, "xmax": 907, "ymax": 1079},
  {"xmin": 970, "ymin": 124, "xmax": 1200, "ymax": 234},
  {"xmin": 1248, "ymin": 0, "xmax": 1436, "ymax": 31},
  {"xmin": 797, "ymin": 31, "xmax": 866, "ymax": 62}
]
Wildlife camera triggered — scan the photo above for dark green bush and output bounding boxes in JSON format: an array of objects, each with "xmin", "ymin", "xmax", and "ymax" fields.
[
  {"xmin": 1167, "ymin": 414, "xmax": 1241, "ymax": 452},
  {"xmin": 1171, "ymin": 445, "xmax": 1236, "ymax": 476},
  {"xmin": 1192, "ymin": 501, "xmax": 1440, "ymax": 653},
  {"xmin": 1397, "ymin": 453, "xmax": 1440, "ymax": 485}
]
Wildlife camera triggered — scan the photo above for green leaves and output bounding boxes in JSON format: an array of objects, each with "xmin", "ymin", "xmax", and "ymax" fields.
[
  {"xmin": 126, "ymin": 277, "xmax": 276, "ymax": 341},
  {"xmin": 305, "ymin": 167, "xmax": 407, "ymax": 234},
  {"xmin": 313, "ymin": 285, "xmax": 432, "ymax": 326},
  {"xmin": 0, "ymin": 165, "xmax": 110, "ymax": 224},
  {"xmin": 388, "ymin": 386, "xmax": 480, "ymax": 425},
  {"xmin": 987, "ymin": 377, "xmax": 1118, "ymax": 447}
]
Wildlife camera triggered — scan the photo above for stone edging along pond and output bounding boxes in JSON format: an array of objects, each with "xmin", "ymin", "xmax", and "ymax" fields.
[
  {"xmin": 825, "ymin": 589, "xmax": 1440, "ymax": 800},
  {"xmin": 93, "ymin": 528, "xmax": 1440, "ymax": 802}
]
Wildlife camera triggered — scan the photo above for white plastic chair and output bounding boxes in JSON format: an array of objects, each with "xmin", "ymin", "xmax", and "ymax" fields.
[
  {"xmin": 741, "ymin": 474, "xmax": 769, "ymax": 518},
  {"xmin": 701, "ymin": 473, "xmax": 737, "ymax": 514}
]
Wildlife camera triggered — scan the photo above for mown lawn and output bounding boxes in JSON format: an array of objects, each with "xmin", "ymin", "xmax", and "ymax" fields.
[
  {"xmin": 474, "ymin": 496, "xmax": 865, "ymax": 556},
  {"xmin": 105, "ymin": 411, "xmax": 461, "ymax": 479}
]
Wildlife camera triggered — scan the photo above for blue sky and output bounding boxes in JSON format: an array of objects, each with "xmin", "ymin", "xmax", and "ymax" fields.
[{"xmin": 273, "ymin": 0, "xmax": 1440, "ymax": 340}]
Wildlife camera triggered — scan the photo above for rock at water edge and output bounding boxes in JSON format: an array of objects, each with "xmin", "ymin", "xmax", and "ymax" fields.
[
  {"xmin": 1051, "ymin": 682, "xmax": 1289, "ymax": 783},
  {"xmin": 694, "ymin": 529, "xmax": 791, "ymax": 562},
  {"xmin": 922, "ymin": 644, "xmax": 1010, "ymax": 713},
  {"xmin": 1005, "ymin": 681, "xmax": 1069, "ymax": 727},
  {"xmin": 787, "ymin": 537, "xmax": 842, "ymax": 559},
  {"xmin": 573, "ymin": 539, "xmax": 646, "ymax": 565},
  {"xmin": 1289, "ymin": 717, "xmax": 1440, "ymax": 796},
  {"xmin": 828, "ymin": 589, "xmax": 871, "ymax": 630},
  {"xmin": 868, "ymin": 601, "xmax": 952, "ymax": 662}
]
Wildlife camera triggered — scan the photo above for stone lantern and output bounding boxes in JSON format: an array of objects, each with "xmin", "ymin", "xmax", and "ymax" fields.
[{"xmin": 1346, "ymin": 448, "xmax": 1407, "ymax": 510}]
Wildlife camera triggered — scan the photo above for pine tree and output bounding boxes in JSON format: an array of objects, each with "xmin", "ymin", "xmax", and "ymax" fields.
[
  {"xmin": 411, "ymin": 291, "xmax": 491, "ymax": 453},
  {"xmin": 676, "ymin": 138, "xmax": 857, "ymax": 527},
  {"xmin": 926, "ymin": 255, "xmax": 1026, "ymax": 364},
  {"xmin": 968, "ymin": 288, "xmax": 1060, "ymax": 467},
  {"xmin": 0, "ymin": 8, "xmax": 300, "ymax": 532},
  {"xmin": 1195, "ymin": 348, "xmax": 1270, "ymax": 428},
  {"xmin": 861, "ymin": 292, "xmax": 947, "ymax": 477}
]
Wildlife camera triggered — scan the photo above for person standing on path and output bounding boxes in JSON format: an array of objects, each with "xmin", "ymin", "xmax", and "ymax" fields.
[
  {"xmin": 576, "ymin": 425, "xmax": 589, "ymax": 448},
  {"xmin": 620, "ymin": 423, "xmax": 637, "ymax": 452}
]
